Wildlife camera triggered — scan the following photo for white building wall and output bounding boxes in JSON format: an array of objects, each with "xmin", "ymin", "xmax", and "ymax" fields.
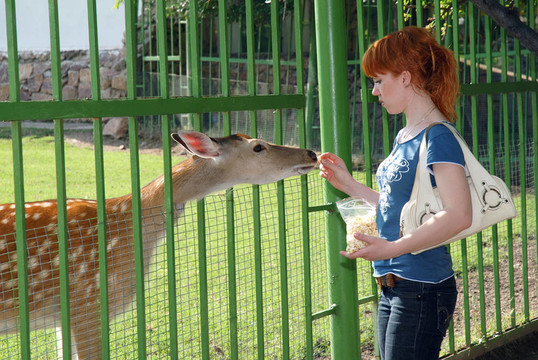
[{"xmin": 0, "ymin": 0, "xmax": 125, "ymax": 52}]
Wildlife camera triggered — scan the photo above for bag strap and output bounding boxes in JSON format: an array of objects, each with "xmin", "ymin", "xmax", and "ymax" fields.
[
  {"xmin": 422, "ymin": 122, "xmax": 494, "ymax": 182},
  {"xmin": 406, "ymin": 122, "xmax": 471, "ymax": 215}
]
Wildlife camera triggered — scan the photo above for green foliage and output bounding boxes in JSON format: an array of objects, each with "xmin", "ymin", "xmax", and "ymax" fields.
[{"xmin": 114, "ymin": 0, "xmax": 293, "ymax": 25}]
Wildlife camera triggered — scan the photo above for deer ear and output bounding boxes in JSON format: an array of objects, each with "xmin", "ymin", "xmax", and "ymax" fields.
[{"xmin": 171, "ymin": 131, "xmax": 220, "ymax": 158}]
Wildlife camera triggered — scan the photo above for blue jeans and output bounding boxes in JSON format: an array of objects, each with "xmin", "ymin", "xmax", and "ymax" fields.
[{"xmin": 377, "ymin": 276, "xmax": 457, "ymax": 360}]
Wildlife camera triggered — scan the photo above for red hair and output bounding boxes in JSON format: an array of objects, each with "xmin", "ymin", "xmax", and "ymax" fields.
[{"xmin": 361, "ymin": 27, "xmax": 459, "ymax": 122}]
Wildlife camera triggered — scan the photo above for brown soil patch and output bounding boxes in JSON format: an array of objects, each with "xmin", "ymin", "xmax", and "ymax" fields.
[{"xmin": 449, "ymin": 235, "xmax": 538, "ymax": 359}]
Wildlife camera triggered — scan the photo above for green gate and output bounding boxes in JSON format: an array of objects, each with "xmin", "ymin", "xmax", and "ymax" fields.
[{"xmin": 1, "ymin": 0, "xmax": 537, "ymax": 359}]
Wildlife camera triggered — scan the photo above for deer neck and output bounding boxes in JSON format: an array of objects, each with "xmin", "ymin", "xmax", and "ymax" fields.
[
  {"xmin": 170, "ymin": 156, "xmax": 231, "ymax": 203},
  {"xmin": 106, "ymin": 156, "xmax": 228, "ymax": 221},
  {"xmin": 138, "ymin": 156, "xmax": 228, "ymax": 209},
  {"xmin": 103, "ymin": 157, "xmax": 224, "ymax": 272}
]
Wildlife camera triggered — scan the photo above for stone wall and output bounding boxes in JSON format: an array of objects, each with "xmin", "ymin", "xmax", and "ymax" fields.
[
  {"xmin": 0, "ymin": 49, "xmax": 303, "ymax": 139},
  {"xmin": 0, "ymin": 50, "xmax": 127, "ymax": 102}
]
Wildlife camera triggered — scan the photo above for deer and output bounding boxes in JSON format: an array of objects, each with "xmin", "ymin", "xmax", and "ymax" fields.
[{"xmin": 0, "ymin": 131, "xmax": 318, "ymax": 359}]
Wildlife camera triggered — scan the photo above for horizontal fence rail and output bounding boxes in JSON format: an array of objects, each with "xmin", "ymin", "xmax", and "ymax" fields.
[{"xmin": 0, "ymin": 95, "xmax": 306, "ymax": 121}]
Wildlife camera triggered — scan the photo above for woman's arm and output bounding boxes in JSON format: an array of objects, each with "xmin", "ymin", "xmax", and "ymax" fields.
[
  {"xmin": 344, "ymin": 162, "xmax": 472, "ymax": 260},
  {"xmin": 318, "ymin": 152, "xmax": 379, "ymax": 204}
]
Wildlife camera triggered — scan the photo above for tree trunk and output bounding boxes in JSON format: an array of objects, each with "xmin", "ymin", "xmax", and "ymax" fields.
[{"xmin": 469, "ymin": 0, "xmax": 538, "ymax": 56}]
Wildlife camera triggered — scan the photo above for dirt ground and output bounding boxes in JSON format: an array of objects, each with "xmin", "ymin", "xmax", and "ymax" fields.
[
  {"xmin": 450, "ymin": 235, "xmax": 538, "ymax": 360},
  {"xmin": 474, "ymin": 330, "xmax": 538, "ymax": 360}
]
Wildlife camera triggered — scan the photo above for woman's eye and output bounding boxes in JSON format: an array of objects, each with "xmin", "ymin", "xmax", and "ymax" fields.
[{"xmin": 253, "ymin": 144, "xmax": 266, "ymax": 152}]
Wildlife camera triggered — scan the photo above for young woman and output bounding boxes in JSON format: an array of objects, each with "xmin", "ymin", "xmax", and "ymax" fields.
[{"xmin": 319, "ymin": 27, "xmax": 472, "ymax": 359}]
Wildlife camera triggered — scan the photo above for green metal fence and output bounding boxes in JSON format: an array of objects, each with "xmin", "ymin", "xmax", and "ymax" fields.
[
  {"xmin": 0, "ymin": 0, "xmax": 537, "ymax": 359},
  {"xmin": 337, "ymin": 1, "xmax": 538, "ymax": 359}
]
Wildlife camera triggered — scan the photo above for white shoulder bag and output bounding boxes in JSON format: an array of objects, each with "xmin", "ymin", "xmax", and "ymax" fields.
[{"xmin": 400, "ymin": 122, "xmax": 517, "ymax": 255}]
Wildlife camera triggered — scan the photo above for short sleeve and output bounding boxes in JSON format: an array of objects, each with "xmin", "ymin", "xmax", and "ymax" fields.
[{"xmin": 426, "ymin": 123, "xmax": 465, "ymax": 171}]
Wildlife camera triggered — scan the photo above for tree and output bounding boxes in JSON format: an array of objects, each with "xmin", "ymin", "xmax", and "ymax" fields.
[{"xmin": 469, "ymin": 0, "xmax": 538, "ymax": 55}]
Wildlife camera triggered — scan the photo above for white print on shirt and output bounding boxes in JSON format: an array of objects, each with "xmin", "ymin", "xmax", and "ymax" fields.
[{"xmin": 378, "ymin": 156, "xmax": 409, "ymax": 214}]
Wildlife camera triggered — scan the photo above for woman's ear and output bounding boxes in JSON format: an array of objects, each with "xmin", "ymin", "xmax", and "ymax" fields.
[{"xmin": 401, "ymin": 70, "xmax": 412, "ymax": 87}]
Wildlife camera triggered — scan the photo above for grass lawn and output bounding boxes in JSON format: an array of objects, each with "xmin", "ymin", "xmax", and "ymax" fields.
[{"xmin": 0, "ymin": 133, "xmax": 184, "ymax": 203}]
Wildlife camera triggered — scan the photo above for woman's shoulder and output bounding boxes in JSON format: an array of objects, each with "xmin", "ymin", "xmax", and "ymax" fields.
[
  {"xmin": 425, "ymin": 121, "xmax": 465, "ymax": 164},
  {"xmin": 427, "ymin": 121, "xmax": 459, "ymax": 139}
]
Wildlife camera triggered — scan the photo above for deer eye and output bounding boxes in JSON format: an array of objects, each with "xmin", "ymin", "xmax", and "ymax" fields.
[{"xmin": 253, "ymin": 144, "xmax": 266, "ymax": 153}]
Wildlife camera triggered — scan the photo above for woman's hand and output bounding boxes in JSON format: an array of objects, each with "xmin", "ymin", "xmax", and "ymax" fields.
[
  {"xmin": 340, "ymin": 233, "xmax": 398, "ymax": 261},
  {"xmin": 318, "ymin": 152, "xmax": 356, "ymax": 194}
]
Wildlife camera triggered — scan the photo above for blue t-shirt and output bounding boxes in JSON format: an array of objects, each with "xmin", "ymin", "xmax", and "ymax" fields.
[{"xmin": 374, "ymin": 122, "xmax": 465, "ymax": 283}]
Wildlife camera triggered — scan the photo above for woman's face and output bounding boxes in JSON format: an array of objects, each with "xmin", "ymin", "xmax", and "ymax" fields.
[{"xmin": 371, "ymin": 72, "xmax": 408, "ymax": 115}]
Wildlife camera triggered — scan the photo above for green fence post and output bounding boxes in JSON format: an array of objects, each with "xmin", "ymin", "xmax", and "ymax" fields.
[
  {"xmin": 5, "ymin": 0, "xmax": 31, "ymax": 358},
  {"xmin": 314, "ymin": 0, "xmax": 360, "ymax": 359},
  {"xmin": 155, "ymin": 0, "xmax": 179, "ymax": 358},
  {"xmin": 48, "ymin": 0, "xmax": 74, "ymax": 357},
  {"xmin": 86, "ymin": 1, "xmax": 111, "ymax": 358},
  {"xmin": 125, "ymin": 0, "xmax": 147, "ymax": 358},
  {"xmin": 305, "ymin": 7, "xmax": 318, "ymax": 150}
]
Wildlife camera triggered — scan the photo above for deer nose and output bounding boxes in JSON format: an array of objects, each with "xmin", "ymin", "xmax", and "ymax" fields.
[{"xmin": 307, "ymin": 150, "xmax": 317, "ymax": 162}]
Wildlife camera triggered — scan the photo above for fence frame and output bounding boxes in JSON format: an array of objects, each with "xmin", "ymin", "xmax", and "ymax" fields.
[{"xmin": 1, "ymin": 0, "xmax": 537, "ymax": 359}]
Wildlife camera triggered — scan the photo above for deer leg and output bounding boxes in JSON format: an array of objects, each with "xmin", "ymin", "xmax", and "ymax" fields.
[
  {"xmin": 70, "ymin": 293, "xmax": 102, "ymax": 360},
  {"xmin": 55, "ymin": 326, "xmax": 63, "ymax": 359},
  {"xmin": 55, "ymin": 325, "xmax": 80, "ymax": 360}
]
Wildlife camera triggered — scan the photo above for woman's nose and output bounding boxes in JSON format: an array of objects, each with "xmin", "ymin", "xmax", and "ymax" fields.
[{"xmin": 371, "ymin": 85, "xmax": 379, "ymax": 96}]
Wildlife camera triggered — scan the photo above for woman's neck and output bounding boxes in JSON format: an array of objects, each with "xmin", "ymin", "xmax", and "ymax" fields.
[{"xmin": 403, "ymin": 94, "xmax": 437, "ymax": 125}]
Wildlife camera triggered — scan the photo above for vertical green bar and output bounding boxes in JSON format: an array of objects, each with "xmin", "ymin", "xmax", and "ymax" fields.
[
  {"xmin": 11, "ymin": 125, "xmax": 31, "ymax": 359},
  {"xmin": 445, "ymin": 0, "xmax": 462, "ymax": 352},
  {"xmin": 245, "ymin": 2, "xmax": 265, "ymax": 358},
  {"xmin": 305, "ymin": 10, "xmax": 317, "ymax": 149},
  {"xmin": 5, "ymin": 1, "xmax": 31, "ymax": 359},
  {"xmin": 375, "ymin": 1, "xmax": 390, "ymax": 156},
  {"xmin": 529, "ymin": 0, "xmax": 538, "ymax": 293},
  {"xmin": 187, "ymin": 3, "xmax": 210, "ymax": 359},
  {"xmin": 468, "ymin": 5, "xmax": 488, "ymax": 339},
  {"xmin": 513, "ymin": 0, "xmax": 529, "ymax": 322},
  {"xmin": 434, "ymin": 0, "xmax": 441, "ymax": 43},
  {"xmin": 270, "ymin": 1, "xmax": 291, "ymax": 357},
  {"xmin": 415, "ymin": 0, "xmax": 423, "ymax": 28},
  {"xmin": 314, "ymin": 1, "xmax": 360, "ymax": 359},
  {"xmin": 86, "ymin": 0, "xmax": 110, "ymax": 358},
  {"xmin": 124, "ymin": 0, "xmax": 147, "ymax": 358},
  {"xmin": 294, "ymin": 1, "xmax": 314, "ymax": 358},
  {"xmin": 216, "ymin": 1, "xmax": 239, "ymax": 359},
  {"xmin": 453, "ymin": 0, "xmax": 471, "ymax": 347},
  {"xmin": 155, "ymin": 1, "xmax": 179, "ymax": 358},
  {"xmin": 499, "ymin": 6, "xmax": 516, "ymax": 328},
  {"xmin": 356, "ymin": 1, "xmax": 372, "ymax": 189},
  {"xmin": 187, "ymin": 0, "xmax": 201, "ymax": 130},
  {"xmin": 348, "ymin": 0, "xmax": 359, "ymax": 156},
  {"xmin": 396, "ymin": 0, "xmax": 404, "ymax": 28},
  {"xmin": 356, "ymin": 1, "xmax": 378, "ymax": 357},
  {"xmin": 483, "ymin": 14, "xmax": 503, "ymax": 334},
  {"xmin": 48, "ymin": 0, "xmax": 73, "ymax": 358}
]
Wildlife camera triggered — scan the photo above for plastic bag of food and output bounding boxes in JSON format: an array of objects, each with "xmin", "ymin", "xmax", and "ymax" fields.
[{"xmin": 336, "ymin": 197, "xmax": 377, "ymax": 254}]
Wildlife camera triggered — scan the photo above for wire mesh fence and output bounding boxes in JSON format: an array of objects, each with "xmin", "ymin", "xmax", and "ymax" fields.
[{"xmin": 1, "ymin": 0, "xmax": 537, "ymax": 359}]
